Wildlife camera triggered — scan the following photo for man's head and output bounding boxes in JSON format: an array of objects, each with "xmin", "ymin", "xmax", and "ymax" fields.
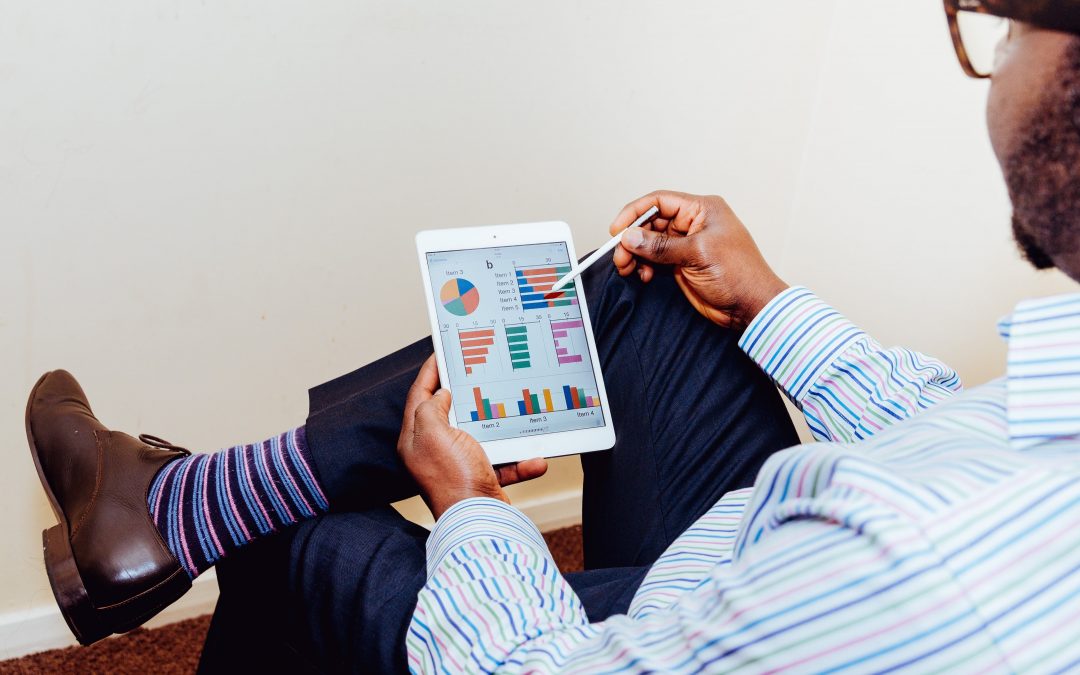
[{"xmin": 957, "ymin": 2, "xmax": 1080, "ymax": 276}]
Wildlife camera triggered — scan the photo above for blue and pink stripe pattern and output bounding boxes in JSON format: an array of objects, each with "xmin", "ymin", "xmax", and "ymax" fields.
[
  {"xmin": 148, "ymin": 426, "xmax": 328, "ymax": 578},
  {"xmin": 408, "ymin": 287, "xmax": 1080, "ymax": 673}
]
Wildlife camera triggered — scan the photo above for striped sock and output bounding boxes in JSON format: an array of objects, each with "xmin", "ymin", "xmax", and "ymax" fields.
[{"xmin": 147, "ymin": 426, "xmax": 328, "ymax": 579}]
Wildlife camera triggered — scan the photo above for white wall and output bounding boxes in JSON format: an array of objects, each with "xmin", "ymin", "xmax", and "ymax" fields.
[{"xmin": 0, "ymin": 0, "xmax": 1073, "ymax": 651}]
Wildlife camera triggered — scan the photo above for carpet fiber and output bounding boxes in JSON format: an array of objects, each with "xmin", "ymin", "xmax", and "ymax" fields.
[{"xmin": 0, "ymin": 525, "xmax": 584, "ymax": 674}]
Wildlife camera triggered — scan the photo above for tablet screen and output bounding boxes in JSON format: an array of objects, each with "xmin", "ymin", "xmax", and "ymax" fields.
[{"xmin": 425, "ymin": 242, "xmax": 607, "ymax": 443}]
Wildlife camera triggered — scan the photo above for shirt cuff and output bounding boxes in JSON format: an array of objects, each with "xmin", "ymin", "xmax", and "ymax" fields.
[
  {"xmin": 425, "ymin": 497, "xmax": 550, "ymax": 578},
  {"xmin": 738, "ymin": 286, "xmax": 866, "ymax": 402}
]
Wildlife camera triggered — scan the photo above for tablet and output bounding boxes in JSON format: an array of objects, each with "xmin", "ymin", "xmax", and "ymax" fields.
[{"xmin": 416, "ymin": 222, "xmax": 616, "ymax": 465}]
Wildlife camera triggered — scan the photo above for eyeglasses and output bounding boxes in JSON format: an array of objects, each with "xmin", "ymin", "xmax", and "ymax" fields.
[{"xmin": 944, "ymin": 0, "xmax": 1013, "ymax": 78}]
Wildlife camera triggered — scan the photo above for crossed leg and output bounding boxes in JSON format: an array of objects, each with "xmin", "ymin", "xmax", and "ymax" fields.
[{"xmin": 198, "ymin": 259, "xmax": 798, "ymax": 673}]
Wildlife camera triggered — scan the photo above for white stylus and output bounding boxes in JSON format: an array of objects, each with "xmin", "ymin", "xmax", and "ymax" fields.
[{"xmin": 550, "ymin": 205, "xmax": 660, "ymax": 293}]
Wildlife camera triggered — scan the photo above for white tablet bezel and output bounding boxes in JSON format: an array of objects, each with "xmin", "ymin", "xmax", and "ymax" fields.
[{"xmin": 416, "ymin": 221, "xmax": 616, "ymax": 466}]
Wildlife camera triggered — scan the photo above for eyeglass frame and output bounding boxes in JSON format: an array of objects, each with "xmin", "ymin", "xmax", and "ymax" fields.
[{"xmin": 944, "ymin": 0, "xmax": 1008, "ymax": 79}]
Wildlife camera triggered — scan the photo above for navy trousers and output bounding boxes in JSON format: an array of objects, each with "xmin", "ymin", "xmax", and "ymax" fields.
[{"xmin": 198, "ymin": 259, "xmax": 799, "ymax": 674}]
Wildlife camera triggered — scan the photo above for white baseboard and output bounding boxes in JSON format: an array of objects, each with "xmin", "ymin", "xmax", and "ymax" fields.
[{"xmin": 0, "ymin": 489, "xmax": 582, "ymax": 661}]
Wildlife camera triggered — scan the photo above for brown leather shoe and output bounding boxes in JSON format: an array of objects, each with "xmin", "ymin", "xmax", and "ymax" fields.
[{"xmin": 25, "ymin": 370, "xmax": 193, "ymax": 645}]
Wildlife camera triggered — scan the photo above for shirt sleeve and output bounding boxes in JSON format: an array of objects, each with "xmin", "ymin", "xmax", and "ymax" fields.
[
  {"xmin": 407, "ymin": 493, "xmax": 1004, "ymax": 674},
  {"xmin": 738, "ymin": 286, "xmax": 962, "ymax": 443}
]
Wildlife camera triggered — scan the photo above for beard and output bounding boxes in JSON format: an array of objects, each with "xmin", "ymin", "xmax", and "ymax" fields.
[{"xmin": 1005, "ymin": 38, "xmax": 1080, "ymax": 271}]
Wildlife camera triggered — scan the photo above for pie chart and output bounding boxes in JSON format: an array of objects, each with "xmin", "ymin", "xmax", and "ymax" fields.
[{"xmin": 440, "ymin": 278, "xmax": 480, "ymax": 316}]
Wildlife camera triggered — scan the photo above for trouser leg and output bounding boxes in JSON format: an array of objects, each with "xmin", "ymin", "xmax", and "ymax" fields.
[
  {"xmin": 579, "ymin": 265, "xmax": 799, "ymax": 568},
  {"xmin": 202, "ymin": 508, "xmax": 648, "ymax": 673}
]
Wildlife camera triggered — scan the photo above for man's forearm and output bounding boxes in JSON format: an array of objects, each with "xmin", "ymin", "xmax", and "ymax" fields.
[{"xmin": 739, "ymin": 286, "xmax": 962, "ymax": 442}]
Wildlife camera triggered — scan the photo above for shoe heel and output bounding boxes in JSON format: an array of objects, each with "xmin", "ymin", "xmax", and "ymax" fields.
[{"xmin": 43, "ymin": 525, "xmax": 108, "ymax": 646}]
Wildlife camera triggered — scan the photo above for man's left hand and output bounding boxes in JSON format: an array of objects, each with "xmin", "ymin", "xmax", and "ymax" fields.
[{"xmin": 397, "ymin": 355, "xmax": 549, "ymax": 519}]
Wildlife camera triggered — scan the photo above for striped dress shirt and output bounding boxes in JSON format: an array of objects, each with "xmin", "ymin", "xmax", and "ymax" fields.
[{"xmin": 407, "ymin": 286, "xmax": 1080, "ymax": 673}]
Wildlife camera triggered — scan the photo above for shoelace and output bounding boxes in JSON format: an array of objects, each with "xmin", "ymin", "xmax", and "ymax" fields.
[{"xmin": 138, "ymin": 434, "xmax": 192, "ymax": 457}]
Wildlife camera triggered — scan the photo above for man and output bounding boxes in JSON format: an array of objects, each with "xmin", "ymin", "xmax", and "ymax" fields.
[{"xmin": 23, "ymin": 0, "xmax": 1080, "ymax": 671}]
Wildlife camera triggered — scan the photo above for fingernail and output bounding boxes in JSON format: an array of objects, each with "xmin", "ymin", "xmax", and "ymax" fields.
[{"xmin": 623, "ymin": 228, "xmax": 644, "ymax": 248}]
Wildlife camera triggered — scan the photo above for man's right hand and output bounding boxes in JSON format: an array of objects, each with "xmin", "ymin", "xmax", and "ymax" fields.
[{"xmin": 610, "ymin": 191, "xmax": 790, "ymax": 329}]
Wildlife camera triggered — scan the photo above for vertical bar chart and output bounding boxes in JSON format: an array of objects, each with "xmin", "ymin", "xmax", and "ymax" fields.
[
  {"xmin": 517, "ymin": 387, "xmax": 560, "ymax": 415},
  {"xmin": 516, "ymin": 265, "xmax": 579, "ymax": 310},
  {"xmin": 551, "ymin": 319, "xmax": 585, "ymax": 365},
  {"xmin": 470, "ymin": 387, "xmax": 509, "ymax": 421},
  {"xmin": 459, "ymin": 327, "xmax": 495, "ymax": 375},
  {"xmin": 504, "ymin": 324, "xmax": 531, "ymax": 370},
  {"xmin": 562, "ymin": 385, "xmax": 598, "ymax": 409}
]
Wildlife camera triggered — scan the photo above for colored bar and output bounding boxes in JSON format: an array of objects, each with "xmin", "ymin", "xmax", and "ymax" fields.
[
  {"xmin": 460, "ymin": 338, "xmax": 495, "ymax": 347},
  {"xmin": 509, "ymin": 343, "xmax": 530, "ymax": 353},
  {"xmin": 563, "ymin": 385, "xmax": 574, "ymax": 409},
  {"xmin": 521, "ymin": 301, "xmax": 548, "ymax": 310},
  {"xmin": 530, "ymin": 394, "xmax": 541, "ymax": 413},
  {"xmin": 587, "ymin": 396, "xmax": 596, "ymax": 407},
  {"xmin": 548, "ymin": 299, "xmax": 577, "ymax": 307},
  {"xmin": 551, "ymin": 320, "xmax": 584, "ymax": 330},
  {"xmin": 459, "ymin": 329, "xmax": 495, "ymax": 339},
  {"xmin": 552, "ymin": 330, "xmax": 568, "ymax": 338},
  {"xmin": 523, "ymin": 267, "xmax": 558, "ymax": 276},
  {"xmin": 556, "ymin": 348, "xmax": 569, "ymax": 356},
  {"xmin": 482, "ymin": 398, "xmax": 493, "ymax": 420},
  {"xmin": 473, "ymin": 387, "xmax": 485, "ymax": 421},
  {"xmin": 518, "ymin": 401, "xmax": 527, "ymax": 415},
  {"xmin": 461, "ymin": 348, "xmax": 489, "ymax": 357},
  {"xmin": 570, "ymin": 387, "xmax": 582, "ymax": 409},
  {"xmin": 543, "ymin": 389, "xmax": 554, "ymax": 413},
  {"xmin": 519, "ymin": 292, "xmax": 551, "ymax": 303},
  {"xmin": 505, "ymin": 325, "xmax": 528, "ymax": 334},
  {"xmin": 577, "ymin": 389, "xmax": 586, "ymax": 407},
  {"xmin": 470, "ymin": 411, "xmax": 479, "ymax": 421},
  {"xmin": 463, "ymin": 357, "xmax": 487, "ymax": 365},
  {"xmin": 495, "ymin": 403, "xmax": 507, "ymax": 418},
  {"xmin": 558, "ymin": 355, "xmax": 583, "ymax": 364},
  {"xmin": 522, "ymin": 389, "xmax": 534, "ymax": 414}
]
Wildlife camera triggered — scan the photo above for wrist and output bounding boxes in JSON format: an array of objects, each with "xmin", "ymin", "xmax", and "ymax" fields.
[
  {"xmin": 739, "ymin": 275, "xmax": 789, "ymax": 325},
  {"xmin": 429, "ymin": 485, "xmax": 509, "ymax": 520}
]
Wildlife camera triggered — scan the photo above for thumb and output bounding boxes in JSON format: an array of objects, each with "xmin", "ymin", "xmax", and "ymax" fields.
[
  {"xmin": 622, "ymin": 227, "xmax": 696, "ymax": 266},
  {"xmin": 417, "ymin": 389, "xmax": 453, "ymax": 426},
  {"xmin": 430, "ymin": 389, "xmax": 453, "ymax": 415}
]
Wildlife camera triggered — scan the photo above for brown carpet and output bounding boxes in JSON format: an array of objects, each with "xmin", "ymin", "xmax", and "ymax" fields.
[{"xmin": 0, "ymin": 525, "xmax": 584, "ymax": 674}]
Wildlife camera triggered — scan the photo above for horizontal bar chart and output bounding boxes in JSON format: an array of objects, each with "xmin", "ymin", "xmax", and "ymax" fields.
[
  {"xmin": 551, "ymin": 319, "xmax": 585, "ymax": 365},
  {"xmin": 516, "ymin": 265, "xmax": 580, "ymax": 310},
  {"xmin": 459, "ymin": 327, "xmax": 495, "ymax": 375},
  {"xmin": 505, "ymin": 324, "xmax": 531, "ymax": 370}
]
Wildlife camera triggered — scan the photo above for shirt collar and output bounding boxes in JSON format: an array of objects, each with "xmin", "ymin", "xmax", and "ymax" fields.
[{"xmin": 1002, "ymin": 292, "xmax": 1080, "ymax": 451}]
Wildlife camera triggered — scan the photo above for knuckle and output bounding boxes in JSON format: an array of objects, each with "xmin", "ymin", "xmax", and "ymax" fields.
[{"xmin": 653, "ymin": 233, "xmax": 671, "ymax": 258}]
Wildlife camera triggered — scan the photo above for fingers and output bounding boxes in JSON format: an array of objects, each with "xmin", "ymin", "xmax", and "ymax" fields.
[
  {"xmin": 495, "ymin": 457, "xmax": 549, "ymax": 486},
  {"xmin": 620, "ymin": 226, "xmax": 697, "ymax": 266},
  {"xmin": 609, "ymin": 192, "xmax": 676, "ymax": 236},
  {"xmin": 402, "ymin": 355, "xmax": 439, "ymax": 440},
  {"xmin": 412, "ymin": 355, "xmax": 440, "ymax": 396}
]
